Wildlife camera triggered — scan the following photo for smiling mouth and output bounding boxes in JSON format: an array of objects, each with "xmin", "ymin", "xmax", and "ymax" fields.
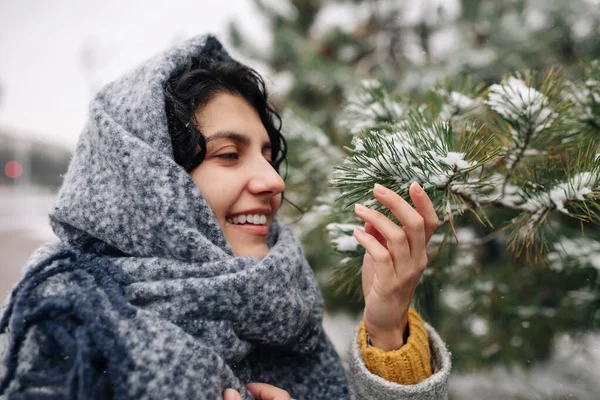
[
  {"xmin": 226, "ymin": 214, "xmax": 268, "ymax": 225},
  {"xmin": 226, "ymin": 221, "xmax": 270, "ymax": 236}
]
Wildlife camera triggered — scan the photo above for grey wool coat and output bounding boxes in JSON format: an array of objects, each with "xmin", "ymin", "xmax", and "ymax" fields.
[{"xmin": 0, "ymin": 35, "xmax": 451, "ymax": 399}]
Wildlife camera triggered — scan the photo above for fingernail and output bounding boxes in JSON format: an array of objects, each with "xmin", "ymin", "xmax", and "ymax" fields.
[
  {"xmin": 223, "ymin": 389, "xmax": 237, "ymax": 400},
  {"xmin": 374, "ymin": 183, "xmax": 387, "ymax": 196},
  {"xmin": 412, "ymin": 182, "xmax": 424, "ymax": 194},
  {"xmin": 353, "ymin": 227, "xmax": 364, "ymax": 236},
  {"xmin": 355, "ymin": 203, "xmax": 367, "ymax": 213}
]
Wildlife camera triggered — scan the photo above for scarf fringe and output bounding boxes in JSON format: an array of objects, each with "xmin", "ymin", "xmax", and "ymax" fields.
[{"xmin": 0, "ymin": 243, "xmax": 135, "ymax": 399}]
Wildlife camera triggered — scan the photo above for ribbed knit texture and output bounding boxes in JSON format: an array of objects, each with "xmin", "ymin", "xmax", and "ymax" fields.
[{"xmin": 359, "ymin": 308, "xmax": 433, "ymax": 385}]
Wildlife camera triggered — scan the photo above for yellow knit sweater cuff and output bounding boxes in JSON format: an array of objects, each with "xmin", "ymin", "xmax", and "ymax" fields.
[{"xmin": 359, "ymin": 308, "xmax": 432, "ymax": 385}]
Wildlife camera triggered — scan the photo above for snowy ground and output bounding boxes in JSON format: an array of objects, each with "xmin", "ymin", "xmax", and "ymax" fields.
[
  {"xmin": 0, "ymin": 185, "xmax": 57, "ymax": 300},
  {"xmin": 449, "ymin": 332, "xmax": 600, "ymax": 399}
]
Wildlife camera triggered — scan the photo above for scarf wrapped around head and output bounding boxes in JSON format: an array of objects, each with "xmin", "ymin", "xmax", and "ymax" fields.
[{"xmin": 0, "ymin": 35, "xmax": 327, "ymax": 400}]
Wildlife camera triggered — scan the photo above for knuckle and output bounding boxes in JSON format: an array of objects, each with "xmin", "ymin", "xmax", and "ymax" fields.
[
  {"xmin": 418, "ymin": 256, "xmax": 428, "ymax": 270},
  {"xmin": 407, "ymin": 271, "xmax": 422, "ymax": 283},
  {"xmin": 374, "ymin": 251, "xmax": 392, "ymax": 264},
  {"xmin": 391, "ymin": 231, "xmax": 407, "ymax": 244},
  {"xmin": 412, "ymin": 216, "xmax": 425, "ymax": 230},
  {"xmin": 427, "ymin": 218, "xmax": 440, "ymax": 231}
]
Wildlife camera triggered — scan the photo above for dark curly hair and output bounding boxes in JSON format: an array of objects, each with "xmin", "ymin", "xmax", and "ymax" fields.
[{"xmin": 164, "ymin": 56, "xmax": 288, "ymax": 174}]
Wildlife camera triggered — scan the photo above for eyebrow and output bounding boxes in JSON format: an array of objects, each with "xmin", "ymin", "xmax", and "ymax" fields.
[{"xmin": 205, "ymin": 130, "xmax": 272, "ymax": 150}]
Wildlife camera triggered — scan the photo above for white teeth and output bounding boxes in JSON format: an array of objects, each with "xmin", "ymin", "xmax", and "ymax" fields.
[{"xmin": 227, "ymin": 214, "xmax": 268, "ymax": 225}]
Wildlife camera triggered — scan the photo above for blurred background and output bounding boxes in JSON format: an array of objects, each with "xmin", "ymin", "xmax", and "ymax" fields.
[{"xmin": 1, "ymin": 0, "xmax": 599, "ymax": 398}]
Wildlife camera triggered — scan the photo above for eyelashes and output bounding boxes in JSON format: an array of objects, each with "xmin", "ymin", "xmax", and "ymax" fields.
[
  {"xmin": 215, "ymin": 153, "xmax": 273, "ymax": 163},
  {"xmin": 217, "ymin": 153, "xmax": 239, "ymax": 160}
]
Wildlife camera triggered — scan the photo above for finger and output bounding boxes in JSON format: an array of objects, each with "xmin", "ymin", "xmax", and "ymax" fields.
[
  {"xmin": 353, "ymin": 227, "xmax": 402, "ymax": 289},
  {"xmin": 223, "ymin": 388, "xmax": 243, "ymax": 400},
  {"xmin": 246, "ymin": 383, "xmax": 291, "ymax": 400},
  {"xmin": 409, "ymin": 182, "xmax": 439, "ymax": 243},
  {"xmin": 361, "ymin": 224, "xmax": 381, "ymax": 298},
  {"xmin": 373, "ymin": 184, "xmax": 426, "ymax": 259},
  {"xmin": 364, "ymin": 221, "xmax": 386, "ymax": 247},
  {"xmin": 355, "ymin": 204, "xmax": 411, "ymax": 268},
  {"xmin": 361, "ymin": 252, "xmax": 374, "ymax": 298}
]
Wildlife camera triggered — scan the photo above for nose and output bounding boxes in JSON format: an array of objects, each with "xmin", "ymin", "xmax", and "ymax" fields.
[{"xmin": 247, "ymin": 155, "xmax": 285, "ymax": 197}]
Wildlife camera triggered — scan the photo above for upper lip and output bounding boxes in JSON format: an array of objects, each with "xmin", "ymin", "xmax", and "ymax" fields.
[{"xmin": 227, "ymin": 208, "xmax": 272, "ymax": 218}]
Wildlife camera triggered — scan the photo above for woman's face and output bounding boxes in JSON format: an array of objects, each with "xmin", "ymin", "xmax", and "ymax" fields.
[{"xmin": 190, "ymin": 92, "xmax": 285, "ymax": 259}]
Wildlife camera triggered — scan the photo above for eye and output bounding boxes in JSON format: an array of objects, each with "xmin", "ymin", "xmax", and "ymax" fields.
[{"xmin": 217, "ymin": 153, "xmax": 239, "ymax": 160}]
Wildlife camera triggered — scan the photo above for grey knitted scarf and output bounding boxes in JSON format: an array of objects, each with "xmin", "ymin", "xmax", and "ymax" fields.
[{"xmin": 0, "ymin": 35, "xmax": 350, "ymax": 399}]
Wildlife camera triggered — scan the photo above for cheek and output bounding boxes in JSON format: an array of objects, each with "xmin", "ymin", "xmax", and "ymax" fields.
[
  {"xmin": 191, "ymin": 168, "xmax": 237, "ymax": 217},
  {"xmin": 201, "ymin": 183, "xmax": 239, "ymax": 217}
]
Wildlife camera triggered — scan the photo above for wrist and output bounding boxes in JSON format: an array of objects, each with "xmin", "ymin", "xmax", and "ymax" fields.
[{"xmin": 366, "ymin": 323, "xmax": 408, "ymax": 351}]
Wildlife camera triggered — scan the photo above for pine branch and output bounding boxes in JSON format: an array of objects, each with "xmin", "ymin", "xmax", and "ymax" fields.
[
  {"xmin": 330, "ymin": 67, "xmax": 600, "ymax": 292},
  {"xmin": 501, "ymin": 126, "xmax": 534, "ymax": 197}
]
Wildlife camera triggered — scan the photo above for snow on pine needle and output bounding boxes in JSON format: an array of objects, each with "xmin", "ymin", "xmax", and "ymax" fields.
[
  {"xmin": 438, "ymin": 90, "xmax": 485, "ymax": 122},
  {"xmin": 548, "ymin": 236, "xmax": 600, "ymax": 273},
  {"xmin": 483, "ymin": 69, "xmax": 572, "ymax": 178},
  {"xmin": 338, "ymin": 79, "xmax": 406, "ymax": 136},
  {"xmin": 326, "ymin": 222, "xmax": 366, "ymax": 297},
  {"xmin": 326, "ymin": 223, "xmax": 361, "ymax": 253},
  {"xmin": 506, "ymin": 148, "xmax": 600, "ymax": 261},
  {"xmin": 485, "ymin": 76, "xmax": 557, "ymax": 137},
  {"xmin": 282, "ymin": 108, "xmax": 344, "ymax": 171},
  {"xmin": 331, "ymin": 114, "xmax": 498, "ymax": 218},
  {"xmin": 564, "ymin": 60, "xmax": 600, "ymax": 133},
  {"xmin": 521, "ymin": 170, "xmax": 600, "ymax": 217},
  {"xmin": 519, "ymin": 146, "xmax": 600, "ymax": 220}
]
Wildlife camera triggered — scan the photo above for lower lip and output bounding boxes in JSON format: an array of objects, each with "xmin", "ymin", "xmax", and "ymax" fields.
[{"xmin": 229, "ymin": 223, "xmax": 269, "ymax": 236}]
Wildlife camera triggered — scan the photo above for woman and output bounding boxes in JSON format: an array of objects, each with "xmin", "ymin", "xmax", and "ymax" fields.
[{"xmin": 0, "ymin": 35, "xmax": 450, "ymax": 399}]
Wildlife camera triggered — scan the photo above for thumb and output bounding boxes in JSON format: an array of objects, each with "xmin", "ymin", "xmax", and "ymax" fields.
[
  {"xmin": 246, "ymin": 383, "xmax": 291, "ymax": 400},
  {"xmin": 223, "ymin": 388, "xmax": 243, "ymax": 400}
]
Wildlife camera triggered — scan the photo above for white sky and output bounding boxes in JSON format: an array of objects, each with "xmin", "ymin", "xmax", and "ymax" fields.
[{"xmin": 0, "ymin": 0, "xmax": 270, "ymax": 150}]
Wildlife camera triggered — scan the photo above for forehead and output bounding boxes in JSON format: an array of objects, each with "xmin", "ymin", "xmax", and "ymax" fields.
[{"xmin": 195, "ymin": 92, "xmax": 270, "ymax": 144}]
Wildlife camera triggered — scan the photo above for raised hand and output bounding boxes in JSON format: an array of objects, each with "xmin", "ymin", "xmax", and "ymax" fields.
[{"xmin": 353, "ymin": 183, "xmax": 438, "ymax": 351}]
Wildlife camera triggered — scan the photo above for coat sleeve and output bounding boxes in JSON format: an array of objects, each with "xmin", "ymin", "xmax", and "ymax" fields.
[
  {"xmin": 358, "ymin": 308, "xmax": 432, "ymax": 384},
  {"xmin": 347, "ymin": 316, "xmax": 452, "ymax": 400}
]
